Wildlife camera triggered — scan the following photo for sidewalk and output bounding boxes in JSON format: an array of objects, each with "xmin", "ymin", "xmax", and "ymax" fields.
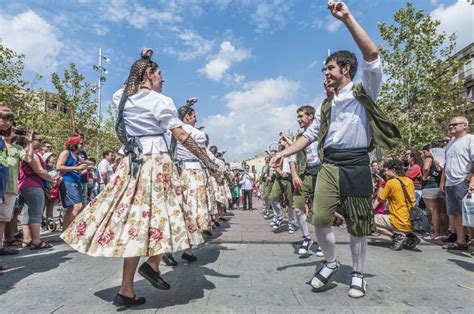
[{"xmin": 0, "ymin": 200, "xmax": 473, "ymax": 313}]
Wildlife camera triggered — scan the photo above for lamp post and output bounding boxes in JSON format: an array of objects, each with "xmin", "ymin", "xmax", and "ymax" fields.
[{"xmin": 93, "ymin": 48, "xmax": 110, "ymax": 156}]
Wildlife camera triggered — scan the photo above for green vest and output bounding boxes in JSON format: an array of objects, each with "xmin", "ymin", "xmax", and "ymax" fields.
[
  {"xmin": 317, "ymin": 83, "xmax": 401, "ymax": 159},
  {"xmin": 295, "ymin": 133, "xmax": 307, "ymax": 176}
]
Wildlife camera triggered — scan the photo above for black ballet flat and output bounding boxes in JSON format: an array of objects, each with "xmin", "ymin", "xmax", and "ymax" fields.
[
  {"xmin": 113, "ymin": 293, "xmax": 146, "ymax": 308},
  {"xmin": 162, "ymin": 253, "xmax": 178, "ymax": 266},
  {"xmin": 181, "ymin": 252, "xmax": 197, "ymax": 263},
  {"xmin": 138, "ymin": 262, "xmax": 171, "ymax": 290}
]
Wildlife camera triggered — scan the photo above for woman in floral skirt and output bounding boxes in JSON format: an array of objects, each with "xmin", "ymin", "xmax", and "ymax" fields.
[
  {"xmin": 164, "ymin": 98, "xmax": 212, "ymax": 264},
  {"xmin": 61, "ymin": 49, "xmax": 219, "ymax": 308}
]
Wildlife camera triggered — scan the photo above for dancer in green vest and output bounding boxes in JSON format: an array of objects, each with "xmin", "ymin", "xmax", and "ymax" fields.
[
  {"xmin": 272, "ymin": 1, "xmax": 400, "ymax": 298},
  {"xmin": 289, "ymin": 105, "xmax": 323, "ymax": 257}
]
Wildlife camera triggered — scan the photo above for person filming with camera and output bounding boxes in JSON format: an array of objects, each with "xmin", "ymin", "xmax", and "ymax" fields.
[
  {"xmin": 18, "ymin": 131, "xmax": 55, "ymax": 249},
  {"xmin": 372, "ymin": 159, "xmax": 421, "ymax": 251},
  {"xmin": 240, "ymin": 164, "xmax": 255, "ymax": 210}
]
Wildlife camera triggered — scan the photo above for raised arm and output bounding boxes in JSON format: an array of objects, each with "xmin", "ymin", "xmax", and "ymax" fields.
[{"xmin": 328, "ymin": 1, "xmax": 378, "ymax": 62}]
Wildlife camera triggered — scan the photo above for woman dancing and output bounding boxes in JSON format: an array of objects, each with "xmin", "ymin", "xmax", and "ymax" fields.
[{"xmin": 61, "ymin": 49, "xmax": 220, "ymax": 308}]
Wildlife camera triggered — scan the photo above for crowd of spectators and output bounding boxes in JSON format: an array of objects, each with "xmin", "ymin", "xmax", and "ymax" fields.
[
  {"xmin": 370, "ymin": 116, "xmax": 474, "ymax": 254},
  {"xmin": 0, "ymin": 106, "xmax": 117, "ymax": 274}
]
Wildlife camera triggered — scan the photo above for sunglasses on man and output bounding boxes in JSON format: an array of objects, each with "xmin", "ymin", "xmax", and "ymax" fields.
[{"xmin": 448, "ymin": 122, "xmax": 465, "ymax": 128}]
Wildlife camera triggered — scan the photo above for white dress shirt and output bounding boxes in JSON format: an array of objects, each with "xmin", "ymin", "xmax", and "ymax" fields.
[
  {"xmin": 306, "ymin": 141, "xmax": 320, "ymax": 166},
  {"xmin": 303, "ymin": 58, "xmax": 383, "ymax": 149},
  {"xmin": 113, "ymin": 88, "xmax": 182, "ymax": 154},
  {"xmin": 282, "ymin": 156, "xmax": 293, "ymax": 174}
]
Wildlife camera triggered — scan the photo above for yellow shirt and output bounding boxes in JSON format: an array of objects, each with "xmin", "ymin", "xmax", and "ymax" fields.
[{"xmin": 378, "ymin": 176, "xmax": 415, "ymax": 233}]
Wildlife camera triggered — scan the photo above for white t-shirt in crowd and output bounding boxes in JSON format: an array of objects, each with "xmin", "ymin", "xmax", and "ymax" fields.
[
  {"xmin": 445, "ymin": 134, "xmax": 474, "ymax": 186},
  {"xmin": 303, "ymin": 58, "xmax": 383, "ymax": 149},
  {"xmin": 98, "ymin": 159, "xmax": 114, "ymax": 184}
]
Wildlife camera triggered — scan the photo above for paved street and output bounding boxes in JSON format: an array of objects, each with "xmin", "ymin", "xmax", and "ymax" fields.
[{"xmin": 1, "ymin": 200, "xmax": 473, "ymax": 313}]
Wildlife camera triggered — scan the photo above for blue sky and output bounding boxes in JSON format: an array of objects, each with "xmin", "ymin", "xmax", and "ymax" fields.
[{"xmin": 0, "ymin": 0, "xmax": 471, "ymax": 160}]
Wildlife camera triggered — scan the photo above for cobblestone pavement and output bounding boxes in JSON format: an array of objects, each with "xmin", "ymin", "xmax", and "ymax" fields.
[{"xmin": 1, "ymin": 200, "xmax": 473, "ymax": 313}]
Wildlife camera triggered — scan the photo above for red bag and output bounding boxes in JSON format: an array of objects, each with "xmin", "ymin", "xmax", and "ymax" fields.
[{"xmin": 50, "ymin": 176, "xmax": 62, "ymax": 200}]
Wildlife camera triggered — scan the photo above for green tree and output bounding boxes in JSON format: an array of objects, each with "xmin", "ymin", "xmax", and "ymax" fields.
[
  {"xmin": 378, "ymin": 2, "xmax": 469, "ymax": 150},
  {"xmin": 0, "ymin": 41, "xmax": 43, "ymax": 125},
  {"xmin": 0, "ymin": 41, "xmax": 120, "ymax": 159}
]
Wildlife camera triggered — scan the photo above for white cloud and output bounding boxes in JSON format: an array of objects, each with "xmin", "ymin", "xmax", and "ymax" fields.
[
  {"xmin": 430, "ymin": 0, "xmax": 473, "ymax": 51},
  {"xmin": 0, "ymin": 10, "xmax": 63, "ymax": 74},
  {"xmin": 92, "ymin": 24, "xmax": 110, "ymax": 36},
  {"xmin": 250, "ymin": 0, "xmax": 293, "ymax": 33},
  {"xmin": 202, "ymin": 77, "xmax": 302, "ymax": 160},
  {"xmin": 164, "ymin": 27, "xmax": 214, "ymax": 61},
  {"xmin": 199, "ymin": 41, "xmax": 250, "ymax": 81},
  {"xmin": 103, "ymin": 0, "xmax": 181, "ymax": 29},
  {"xmin": 309, "ymin": 60, "xmax": 320, "ymax": 69},
  {"xmin": 326, "ymin": 17, "xmax": 342, "ymax": 33}
]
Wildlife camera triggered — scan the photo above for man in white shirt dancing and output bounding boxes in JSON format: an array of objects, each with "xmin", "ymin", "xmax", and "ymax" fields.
[{"xmin": 272, "ymin": 1, "xmax": 400, "ymax": 298}]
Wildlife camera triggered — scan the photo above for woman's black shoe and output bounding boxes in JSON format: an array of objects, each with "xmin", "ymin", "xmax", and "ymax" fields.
[
  {"xmin": 181, "ymin": 252, "xmax": 197, "ymax": 263},
  {"xmin": 162, "ymin": 253, "xmax": 178, "ymax": 266},
  {"xmin": 203, "ymin": 230, "xmax": 213, "ymax": 237},
  {"xmin": 138, "ymin": 262, "xmax": 171, "ymax": 290},
  {"xmin": 113, "ymin": 293, "xmax": 146, "ymax": 308}
]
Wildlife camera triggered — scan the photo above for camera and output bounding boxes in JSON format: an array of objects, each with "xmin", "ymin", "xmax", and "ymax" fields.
[{"xmin": 15, "ymin": 127, "xmax": 27, "ymax": 136}]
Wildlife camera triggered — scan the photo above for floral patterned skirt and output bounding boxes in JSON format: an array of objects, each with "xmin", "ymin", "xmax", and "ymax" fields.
[
  {"xmin": 207, "ymin": 176, "xmax": 218, "ymax": 215},
  {"xmin": 60, "ymin": 153, "xmax": 204, "ymax": 257},
  {"xmin": 212, "ymin": 177, "xmax": 227, "ymax": 206},
  {"xmin": 179, "ymin": 168, "xmax": 211, "ymax": 232},
  {"xmin": 223, "ymin": 180, "xmax": 233, "ymax": 202}
]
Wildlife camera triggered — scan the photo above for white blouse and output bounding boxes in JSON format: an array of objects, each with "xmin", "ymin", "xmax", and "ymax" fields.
[
  {"xmin": 113, "ymin": 88, "xmax": 183, "ymax": 154},
  {"xmin": 174, "ymin": 124, "xmax": 207, "ymax": 161}
]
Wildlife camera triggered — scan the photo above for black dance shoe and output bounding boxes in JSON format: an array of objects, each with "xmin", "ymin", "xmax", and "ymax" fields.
[
  {"xmin": 181, "ymin": 252, "xmax": 197, "ymax": 263},
  {"xmin": 138, "ymin": 262, "xmax": 171, "ymax": 290},
  {"xmin": 113, "ymin": 293, "xmax": 146, "ymax": 308},
  {"xmin": 203, "ymin": 230, "xmax": 213, "ymax": 237},
  {"xmin": 162, "ymin": 253, "xmax": 178, "ymax": 266}
]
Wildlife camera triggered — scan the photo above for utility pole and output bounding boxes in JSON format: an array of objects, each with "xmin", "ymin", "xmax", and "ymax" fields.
[{"xmin": 93, "ymin": 48, "xmax": 110, "ymax": 156}]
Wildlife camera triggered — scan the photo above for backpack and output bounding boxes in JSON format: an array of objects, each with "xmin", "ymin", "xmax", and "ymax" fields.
[{"xmin": 395, "ymin": 177, "xmax": 431, "ymax": 234}]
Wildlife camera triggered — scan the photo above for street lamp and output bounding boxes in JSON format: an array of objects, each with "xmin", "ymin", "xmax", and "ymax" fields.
[{"xmin": 93, "ymin": 48, "xmax": 110, "ymax": 156}]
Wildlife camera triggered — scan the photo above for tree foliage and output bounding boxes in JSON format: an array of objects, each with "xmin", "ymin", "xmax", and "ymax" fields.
[
  {"xmin": 378, "ymin": 2, "xmax": 469, "ymax": 150},
  {"xmin": 0, "ymin": 41, "xmax": 120, "ymax": 159}
]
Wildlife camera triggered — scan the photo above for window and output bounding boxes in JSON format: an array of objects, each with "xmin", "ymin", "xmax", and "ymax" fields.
[
  {"xmin": 48, "ymin": 101, "xmax": 58, "ymax": 111},
  {"xmin": 60, "ymin": 105, "xmax": 68, "ymax": 114}
]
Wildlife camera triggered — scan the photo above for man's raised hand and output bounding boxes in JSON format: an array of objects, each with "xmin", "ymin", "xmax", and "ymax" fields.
[{"xmin": 328, "ymin": 1, "xmax": 351, "ymax": 21}]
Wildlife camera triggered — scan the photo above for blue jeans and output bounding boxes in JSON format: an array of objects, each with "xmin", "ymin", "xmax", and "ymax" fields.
[
  {"xmin": 19, "ymin": 188, "xmax": 45, "ymax": 224},
  {"xmin": 445, "ymin": 181, "xmax": 468, "ymax": 216},
  {"xmin": 242, "ymin": 189, "xmax": 252, "ymax": 209}
]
